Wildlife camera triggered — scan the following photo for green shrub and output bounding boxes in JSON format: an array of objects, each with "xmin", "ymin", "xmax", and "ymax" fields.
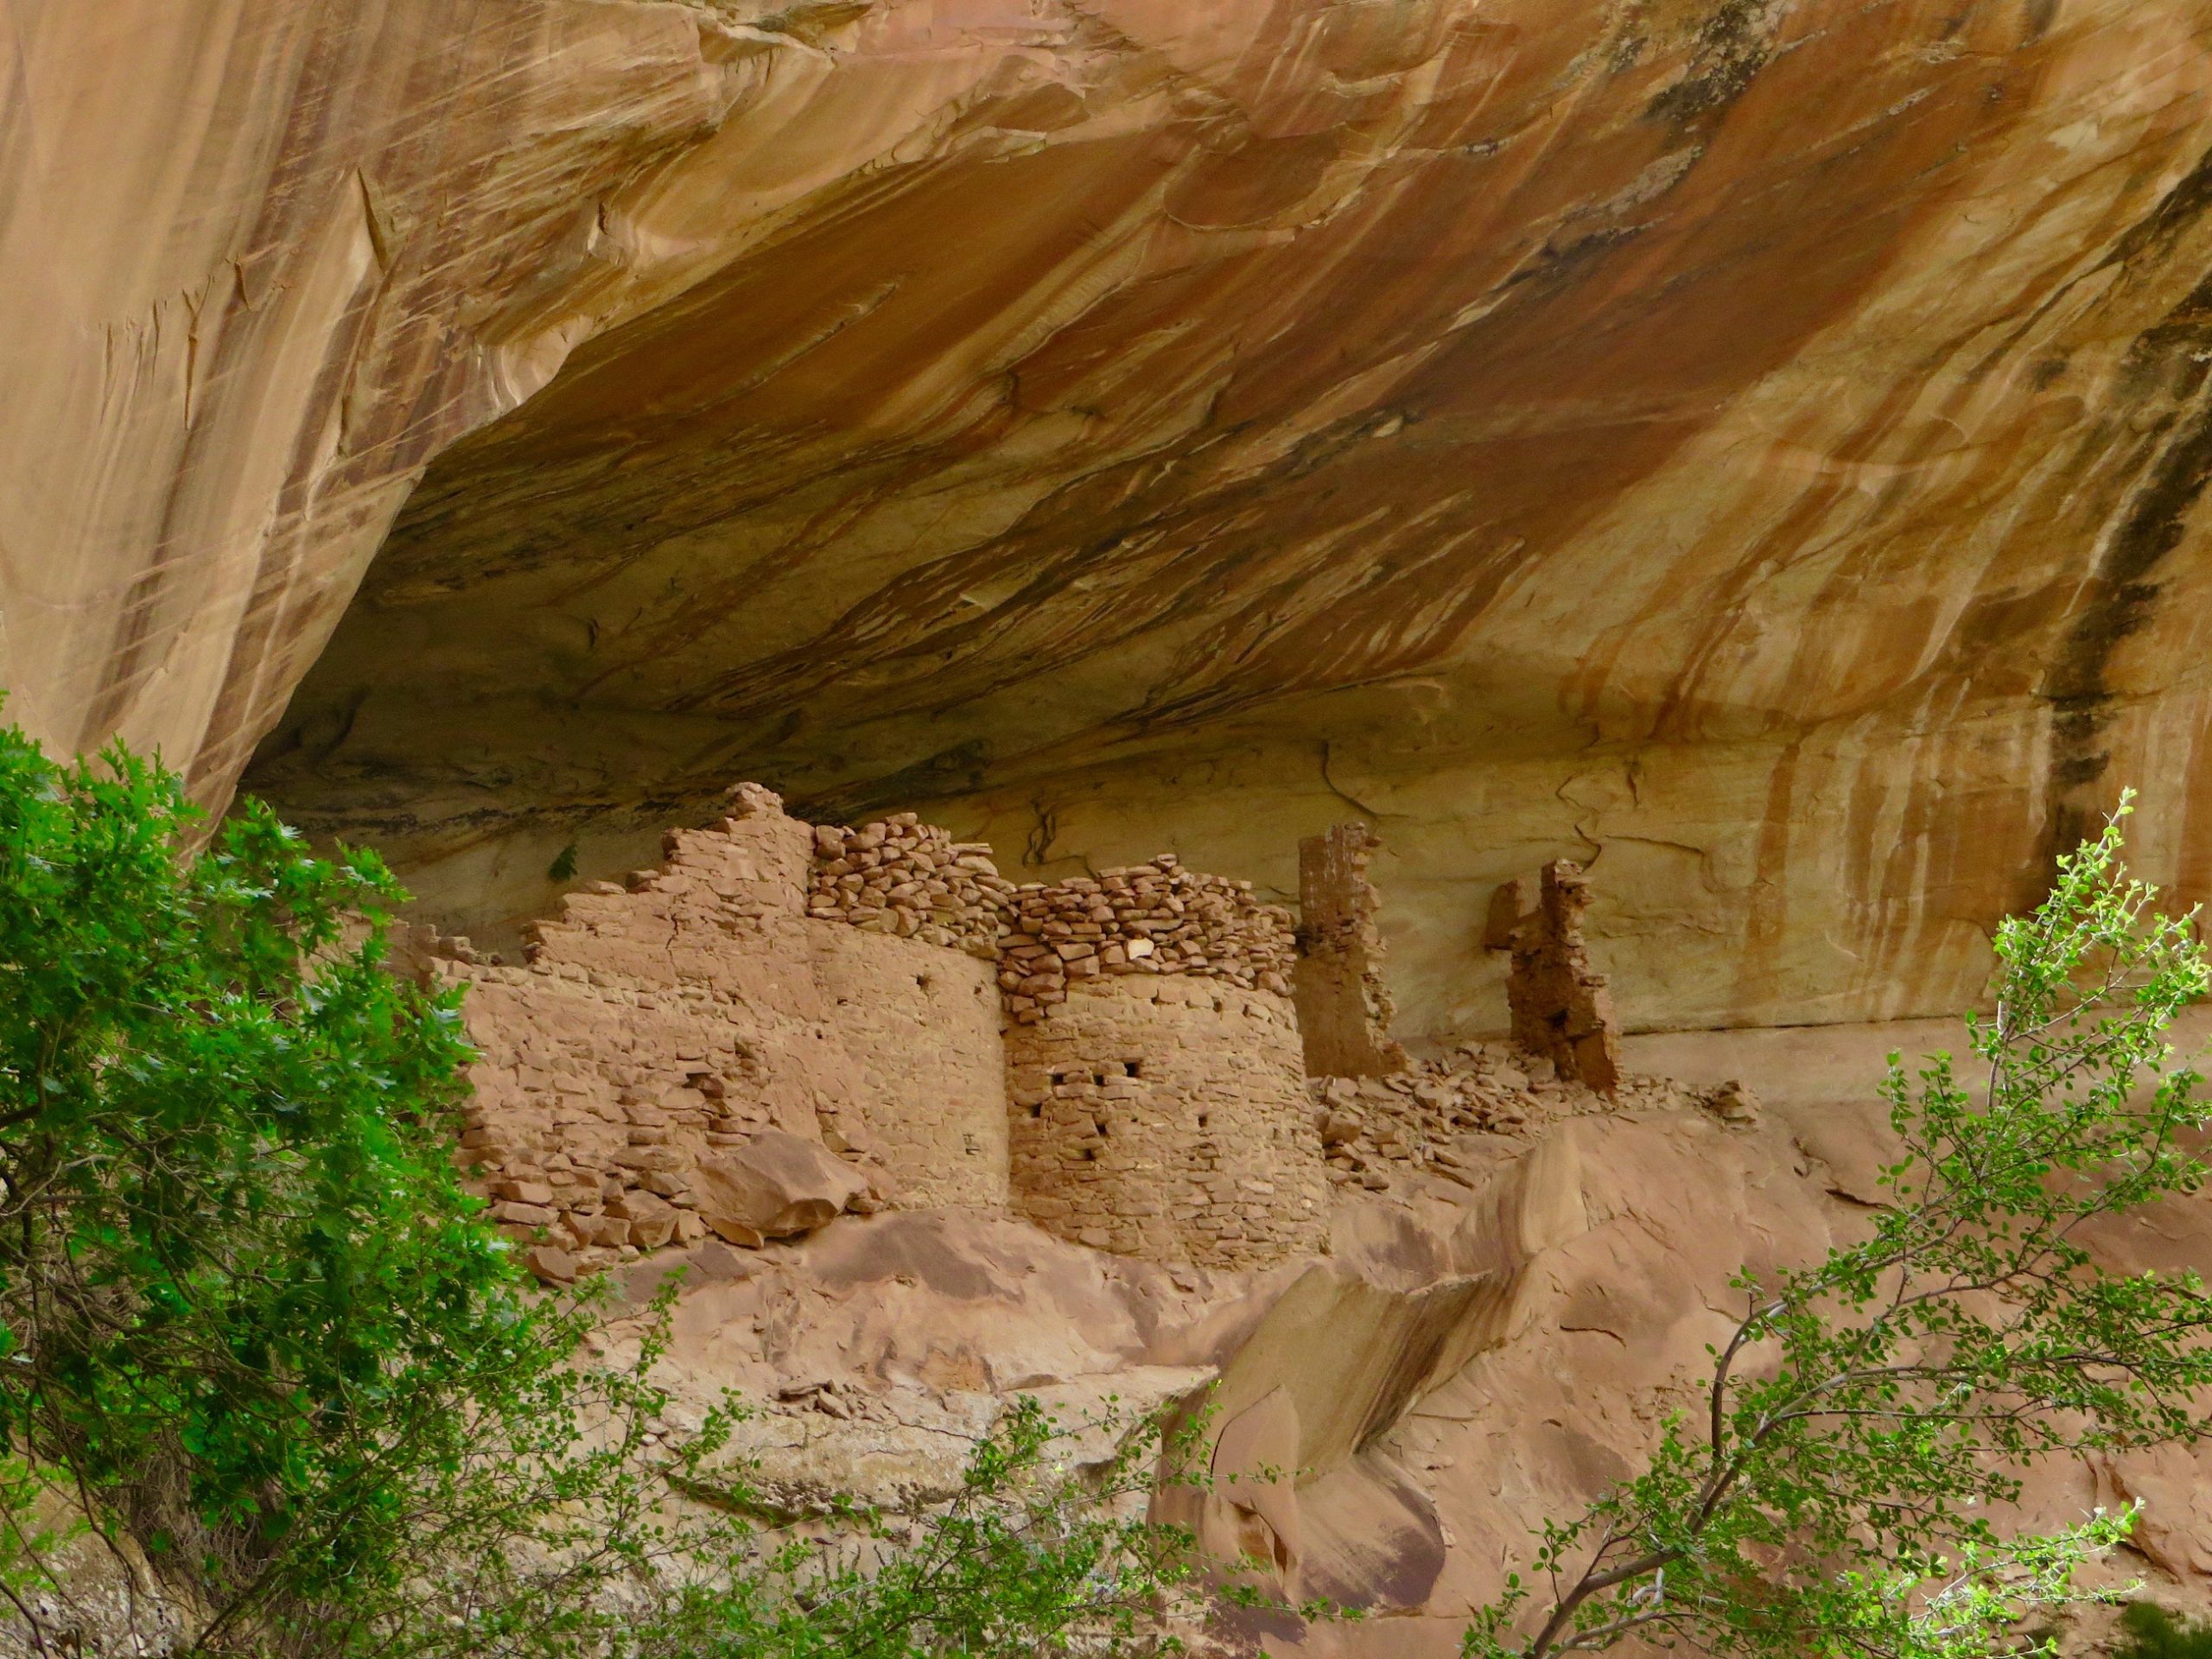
[
  {"xmin": 2118, "ymin": 1602, "xmax": 2212, "ymax": 1659},
  {"xmin": 0, "ymin": 724, "xmax": 538, "ymax": 1634},
  {"xmin": 1467, "ymin": 794, "xmax": 2212, "ymax": 1659}
]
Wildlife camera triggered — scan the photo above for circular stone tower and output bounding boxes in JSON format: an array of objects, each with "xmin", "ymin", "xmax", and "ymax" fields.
[{"xmin": 1000, "ymin": 861, "xmax": 1328, "ymax": 1268}]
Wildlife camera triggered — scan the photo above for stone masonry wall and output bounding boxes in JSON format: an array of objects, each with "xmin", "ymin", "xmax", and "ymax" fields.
[
  {"xmin": 805, "ymin": 813, "xmax": 1008, "ymax": 957},
  {"xmin": 442, "ymin": 787, "xmax": 1010, "ymax": 1280},
  {"xmin": 998, "ymin": 855, "xmax": 1296, "ymax": 1023},
  {"xmin": 1491, "ymin": 860, "xmax": 1623, "ymax": 1094},
  {"xmin": 1003, "ymin": 976, "xmax": 1326, "ymax": 1269},
  {"xmin": 1293, "ymin": 823, "xmax": 1409, "ymax": 1079},
  {"xmin": 810, "ymin": 924, "xmax": 1009, "ymax": 1199},
  {"xmin": 434, "ymin": 785, "xmax": 1342, "ymax": 1279},
  {"xmin": 446, "ymin": 963, "xmax": 785, "ymax": 1275}
]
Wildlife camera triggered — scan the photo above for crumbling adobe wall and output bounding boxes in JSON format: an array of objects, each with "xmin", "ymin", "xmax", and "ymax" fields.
[
  {"xmin": 1294, "ymin": 823, "xmax": 1409, "ymax": 1079},
  {"xmin": 440, "ymin": 788, "xmax": 1011, "ymax": 1280},
  {"xmin": 1006, "ymin": 978, "xmax": 1325, "ymax": 1268},
  {"xmin": 444, "ymin": 963, "xmax": 786, "ymax": 1274},
  {"xmin": 1001, "ymin": 870, "xmax": 1325, "ymax": 1268},
  {"xmin": 810, "ymin": 925, "xmax": 1008, "ymax": 1203},
  {"xmin": 1489, "ymin": 861, "xmax": 1623, "ymax": 1094},
  {"xmin": 439, "ymin": 786, "xmax": 1344, "ymax": 1277},
  {"xmin": 798, "ymin": 809, "xmax": 1012, "ymax": 1200}
]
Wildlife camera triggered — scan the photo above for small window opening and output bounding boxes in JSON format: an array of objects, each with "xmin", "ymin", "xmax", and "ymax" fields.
[
  {"xmin": 1093, "ymin": 1117, "xmax": 1110, "ymax": 1139},
  {"xmin": 1029, "ymin": 1103, "xmax": 1044, "ymax": 1118},
  {"xmin": 1122, "ymin": 1060, "xmax": 1142, "ymax": 1077},
  {"xmin": 1093, "ymin": 1071, "xmax": 1109, "ymax": 1087},
  {"xmin": 1197, "ymin": 1113, "xmax": 1210, "ymax": 1130},
  {"xmin": 1080, "ymin": 1147, "xmax": 1097, "ymax": 1161}
]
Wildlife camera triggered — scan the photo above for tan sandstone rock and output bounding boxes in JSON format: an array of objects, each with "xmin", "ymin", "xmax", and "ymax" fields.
[
  {"xmin": 691, "ymin": 1130, "xmax": 868, "ymax": 1246},
  {"xmin": 220, "ymin": 0, "xmax": 2212, "ymax": 1046},
  {"xmin": 9, "ymin": 3, "xmax": 2212, "ymax": 1043}
]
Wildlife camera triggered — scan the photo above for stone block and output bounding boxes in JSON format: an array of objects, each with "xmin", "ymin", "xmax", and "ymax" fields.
[
  {"xmin": 692, "ymin": 1130, "xmax": 867, "ymax": 1243},
  {"xmin": 525, "ymin": 1245, "xmax": 579, "ymax": 1283}
]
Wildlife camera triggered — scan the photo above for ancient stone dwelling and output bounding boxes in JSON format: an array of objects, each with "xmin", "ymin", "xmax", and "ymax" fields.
[
  {"xmin": 423, "ymin": 786, "xmax": 1335, "ymax": 1278},
  {"xmin": 423, "ymin": 791, "xmax": 1615, "ymax": 1280},
  {"xmin": 1489, "ymin": 861, "xmax": 1624, "ymax": 1094},
  {"xmin": 999, "ymin": 860, "xmax": 1323, "ymax": 1263},
  {"xmin": 422, "ymin": 786, "xmax": 1013, "ymax": 1280}
]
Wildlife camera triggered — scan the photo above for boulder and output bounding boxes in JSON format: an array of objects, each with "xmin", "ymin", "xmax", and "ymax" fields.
[
  {"xmin": 524, "ymin": 1244, "xmax": 578, "ymax": 1284},
  {"xmin": 693, "ymin": 1131, "xmax": 867, "ymax": 1247},
  {"xmin": 847, "ymin": 1163, "xmax": 900, "ymax": 1217},
  {"xmin": 1706, "ymin": 1079, "xmax": 1763, "ymax": 1128},
  {"xmin": 606, "ymin": 1189, "xmax": 680, "ymax": 1249},
  {"xmin": 1318, "ymin": 1111, "xmax": 1363, "ymax": 1148}
]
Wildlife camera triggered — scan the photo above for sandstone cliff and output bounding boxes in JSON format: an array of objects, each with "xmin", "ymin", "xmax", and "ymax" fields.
[{"xmin": 11, "ymin": 1, "xmax": 2212, "ymax": 1028}]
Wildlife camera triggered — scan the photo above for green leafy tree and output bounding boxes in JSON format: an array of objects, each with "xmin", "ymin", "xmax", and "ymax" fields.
[
  {"xmin": 454, "ymin": 1390, "xmax": 1209, "ymax": 1659},
  {"xmin": 316, "ymin": 1313, "xmax": 1209, "ymax": 1659},
  {"xmin": 0, "ymin": 723, "xmax": 534, "ymax": 1642},
  {"xmin": 1466, "ymin": 795, "xmax": 2212, "ymax": 1659}
]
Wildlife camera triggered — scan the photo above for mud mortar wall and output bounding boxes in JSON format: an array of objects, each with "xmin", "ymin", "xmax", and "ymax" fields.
[
  {"xmin": 805, "ymin": 813, "xmax": 1008, "ymax": 957},
  {"xmin": 1294, "ymin": 823, "xmax": 1409, "ymax": 1080},
  {"xmin": 446, "ymin": 793, "xmax": 1010, "ymax": 1279},
  {"xmin": 439, "ymin": 787, "xmax": 1352, "ymax": 1275},
  {"xmin": 1004, "ymin": 978, "xmax": 1328, "ymax": 1268},
  {"xmin": 998, "ymin": 856, "xmax": 1298, "ymax": 1023},
  {"xmin": 810, "ymin": 925, "xmax": 1008, "ymax": 1206}
]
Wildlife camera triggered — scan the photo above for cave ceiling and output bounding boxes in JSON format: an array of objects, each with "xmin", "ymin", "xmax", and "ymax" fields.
[{"xmin": 54, "ymin": 0, "xmax": 2209, "ymax": 1037}]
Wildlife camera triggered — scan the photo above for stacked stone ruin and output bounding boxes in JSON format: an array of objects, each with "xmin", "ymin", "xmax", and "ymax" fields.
[
  {"xmin": 1001, "ymin": 870, "xmax": 1325, "ymax": 1266},
  {"xmin": 432, "ymin": 790, "xmax": 1337, "ymax": 1278},
  {"xmin": 1312, "ymin": 1046, "xmax": 1701, "ymax": 1192},
  {"xmin": 1292, "ymin": 823, "xmax": 1409, "ymax": 1078},
  {"xmin": 429, "ymin": 792, "xmax": 1627, "ymax": 1281},
  {"xmin": 804, "ymin": 813, "xmax": 1007, "ymax": 957},
  {"xmin": 996, "ymin": 857, "xmax": 1298, "ymax": 1021},
  {"xmin": 427, "ymin": 785, "xmax": 1011, "ymax": 1283},
  {"xmin": 1487, "ymin": 860, "xmax": 1624, "ymax": 1093}
]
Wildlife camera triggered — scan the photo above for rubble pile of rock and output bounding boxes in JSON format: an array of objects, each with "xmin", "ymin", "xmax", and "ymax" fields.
[
  {"xmin": 998, "ymin": 855, "xmax": 1297, "ymax": 1023},
  {"xmin": 806, "ymin": 812, "xmax": 1010, "ymax": 958},
  {"xmin": 1309, "ymin": 1043, "xmax": 1709, "ymax": 1193}
]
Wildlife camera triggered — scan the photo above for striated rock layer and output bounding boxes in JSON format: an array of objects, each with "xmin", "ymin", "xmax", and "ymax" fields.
[
  {"xmin": 0, "ymin": 0, "xmax": 761, "ymax": 798},
  {"xmin": 11, "ymin": 2, "xmax": 2212, "ymax": 1033}
]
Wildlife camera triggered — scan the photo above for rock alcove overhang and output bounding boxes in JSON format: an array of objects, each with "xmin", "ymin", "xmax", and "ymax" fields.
[{"xmin": 238, "ymin": 0, "xmax": 2212, "ymax": 1042}]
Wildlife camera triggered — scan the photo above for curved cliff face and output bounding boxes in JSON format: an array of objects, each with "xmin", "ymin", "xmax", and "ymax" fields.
[
  {"xmin": 0, "ymin": 0, "xmax": 768, "ymax": 800},
  {"xmin": 13, "ymin": 2, "xmax": 2212, "ymax": 1033}
]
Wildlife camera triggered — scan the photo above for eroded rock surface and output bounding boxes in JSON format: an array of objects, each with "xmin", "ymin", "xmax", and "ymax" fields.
[
  {"xmin": 0, "ymin": 0, "xmax": 758, "ymax": 800},
  {"xmin": 219, "ymin": 0, "xmax": 2212, "ymax": 1039},
  {"xmin": 14, "ymin": 1, "xmax": 2212, "ymax": 1036},
  {"xmin": 619, "ymin": 1037, "xmax": 2212, "ymax": 1659}
]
